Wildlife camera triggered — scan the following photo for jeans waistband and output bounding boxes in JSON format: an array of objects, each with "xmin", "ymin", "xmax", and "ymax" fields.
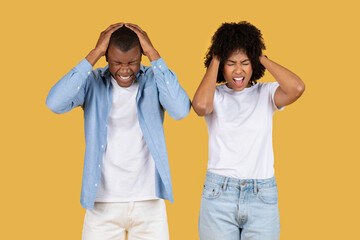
[{"xmin": 205, "ymin": 171, "xmax": 277, "ymax": 193}]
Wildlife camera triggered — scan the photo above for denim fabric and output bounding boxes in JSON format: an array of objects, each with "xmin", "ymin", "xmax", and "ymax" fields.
[
  {"xmin": 46, "ymin": 58, "xmax": 190, "ymax": 209},
  {"xmin": 199, "ymin": 171, "xmax": 280, "ymax": 240}
]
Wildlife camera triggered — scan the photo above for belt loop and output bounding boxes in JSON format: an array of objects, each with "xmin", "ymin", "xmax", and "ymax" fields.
[
  {"xmin": 253, "ymin": 179, "xmax": 257, "ymax": 194},
  {"xmin": 222, "ymin": 177, "xmax": 229, "ymax": 191}
]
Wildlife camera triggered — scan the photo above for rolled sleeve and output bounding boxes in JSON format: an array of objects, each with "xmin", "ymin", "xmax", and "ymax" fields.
[
  {"xmin": 150, "ymin": 58, "xmax": 190, "ymax": 120},
  {"xmin": 46, "ymin": 58, "xmax": 93, "ymax": 114},
  {"xmin": 76, "ymin": 58, "xmax": 94, "ymax": 78},
  {"xmin": 151, "ymin": 58, "xmax": 169, "ymax": 74}
]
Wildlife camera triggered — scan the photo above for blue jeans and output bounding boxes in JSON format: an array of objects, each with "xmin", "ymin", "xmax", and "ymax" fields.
[{"xmin": 199, "ymin": 172, "xmax": 280, "ymax": 240}]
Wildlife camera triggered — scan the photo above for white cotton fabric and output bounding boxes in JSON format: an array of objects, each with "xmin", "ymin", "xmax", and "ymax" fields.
[
  {"xmin": 205, "ymin": 82, "xmax": 284, "ymax": 179},
  {"xmin": 95, "ymin": 77, "xmax": 157, "ymax": 202},
  {"xmin": 82, "ymin": 200, "xmax": 169, "ymax": 240}
]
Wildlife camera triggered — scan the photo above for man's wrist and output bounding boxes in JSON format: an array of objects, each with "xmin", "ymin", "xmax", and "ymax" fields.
[
  {"xmin": 86, "ymin": 49, "xmax": 104, "ymax": 66},
  {"xmin": 146, "ymin": 49, "xmax": 161, "ymax": 62}
]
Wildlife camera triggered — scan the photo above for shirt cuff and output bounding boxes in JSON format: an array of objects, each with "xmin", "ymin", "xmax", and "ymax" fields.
[
  {"xmin": 75, "ymin": 58, "xmax": 94, "ymax": 78},
  {"xmin": 150, "ymin": 58, "xmax": 169, "ymax": 74}
]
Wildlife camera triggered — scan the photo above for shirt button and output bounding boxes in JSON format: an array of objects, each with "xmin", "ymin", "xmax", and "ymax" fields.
[
  {"xmin": 95, "ymin": 184, "xmax": 98, "ymax": 187},
  {"xmin": 153, "ymin": 66, "xmax": 156, "ymax": 69},
  {"xmin": 88, "ymin": 71, "xmax": 91, "ymax": 75},
  {"xmin": 98, "ymin": 164, "xmax": 101, "ymax": 168},
  {"xmin": 166, "ymin": 81, "xmax": 169, "ymax": 84},
  {"xmin": 101, "ymin": 145, "xmax": 104, "ymax": 148},
  {"xmin": 159, "ymin": 65, "xmax": 162, "ymax": 68},
  {"xmin": 77, "ymin": 86, "xmax": 80, "ymax": 90}
]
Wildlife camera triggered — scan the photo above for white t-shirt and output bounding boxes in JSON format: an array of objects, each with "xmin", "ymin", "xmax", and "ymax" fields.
[
  {"xmin": 205, "ymin": 82, "xmax": 283, "ymax": 179},
  {"xmin": 95, "ymin": 77, "xmax": 157, "ymax": 202}
]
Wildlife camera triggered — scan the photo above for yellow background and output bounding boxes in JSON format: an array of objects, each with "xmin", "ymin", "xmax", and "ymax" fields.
[{"xmin": 1, "ymin": 0, "xmax": 359, "ymax": 239}]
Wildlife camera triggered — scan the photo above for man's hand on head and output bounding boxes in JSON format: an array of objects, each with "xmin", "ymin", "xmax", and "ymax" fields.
[
  {"xmin": 125, "ymin": 23, "xmax": 161, "ymax": 62},
  {"xmin": 86, "ymin": 23, "xmax": 124, "ymax": 66}
]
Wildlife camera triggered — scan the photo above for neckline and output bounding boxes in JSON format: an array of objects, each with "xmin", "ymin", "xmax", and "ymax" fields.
[{"xmin": 110, "ymin": 76, "xmax": 139, "ymax": 90}]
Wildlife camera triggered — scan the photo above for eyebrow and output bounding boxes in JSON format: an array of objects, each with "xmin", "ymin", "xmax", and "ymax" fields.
[
  {"xmin": 114, "ymin": 59, "xmax": 140, "ymax": 64},
  {"xmin": 226, "ymin": 59, "xmax": 250, "ymax": 64},
  {"xmin": 131, "ymin": 58, "xmax": 141, "ymax": 62}
]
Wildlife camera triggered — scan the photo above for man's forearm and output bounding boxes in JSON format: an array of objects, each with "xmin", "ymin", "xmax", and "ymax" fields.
[{"xmin": 86, "ymin": 49, "xmax": 104, "ymax": 66}]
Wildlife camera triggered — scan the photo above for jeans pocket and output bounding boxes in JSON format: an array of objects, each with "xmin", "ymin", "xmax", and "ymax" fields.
[
  {"xmin": 257, "ymin": 186, "xmax": 278, "ymax": 204},
  {"xmin": 202, "ymin": 182, "xmax": 222, "ymax": 200}
]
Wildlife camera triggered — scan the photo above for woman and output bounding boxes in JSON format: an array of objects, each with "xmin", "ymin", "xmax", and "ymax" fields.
[{"xmin": 192, "ymin": 21, "xmax": 305, "ymax": 240}]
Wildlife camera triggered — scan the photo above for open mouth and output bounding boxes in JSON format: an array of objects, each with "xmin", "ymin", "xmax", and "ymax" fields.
[
  {"xmin": 233, "ymin": 76, "xmax": 244, "ymax": 88},
  {"xmin": 118, "ymin": 74, "xmax": 133, "ymax": 81}
]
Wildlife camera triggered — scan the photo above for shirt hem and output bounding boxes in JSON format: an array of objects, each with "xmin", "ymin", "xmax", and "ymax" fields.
[{"xmin": 95, "ymin": 196, "xmax": 159, "ymax": 203}]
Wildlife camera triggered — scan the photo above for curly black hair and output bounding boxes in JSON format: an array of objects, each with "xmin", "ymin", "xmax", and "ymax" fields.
[{"xmin": 205, "ymin": 21, "xmax": 266, "ymax": 85}]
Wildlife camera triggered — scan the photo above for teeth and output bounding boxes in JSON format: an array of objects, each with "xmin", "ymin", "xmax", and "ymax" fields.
[
  {"xmin": 234, "ymin": 77, "xmax": 244, "ymax": 81},
  {"xmin": 120, "ymin": 75, "xmax": 131, "ymax": 80}
]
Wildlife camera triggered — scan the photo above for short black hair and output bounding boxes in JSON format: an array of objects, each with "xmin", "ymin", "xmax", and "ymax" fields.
[
  {"xmin": 205, "ymin": 21, "xmax": 266, "ymax": 85},
  {"xmin": 106, "ymin": 26, "xmax": 143, "ymax": 58}
]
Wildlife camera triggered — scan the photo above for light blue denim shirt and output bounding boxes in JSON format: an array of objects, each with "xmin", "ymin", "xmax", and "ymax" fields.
[{"xmin": 46, "ymin": 58, "xmax": 190, "ymax": 209}]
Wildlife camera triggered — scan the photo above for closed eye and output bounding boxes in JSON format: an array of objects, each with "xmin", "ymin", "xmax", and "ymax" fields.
[
  {"xmin": 226, "ymin": 60, "xmax": 236, "ymax": 66},
  {"xmin": 241, "ymin": 59, "xmax": 250, "ymax": 65}
]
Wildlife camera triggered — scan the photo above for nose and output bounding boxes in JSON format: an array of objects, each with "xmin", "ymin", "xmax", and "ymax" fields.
[
  {"xmin": 234, "ymin": 64, "xmax": 242, "ymax": 74},
  {"xmin": 119, "ymin": 64, "xmax": 130, "ymax": 75}
]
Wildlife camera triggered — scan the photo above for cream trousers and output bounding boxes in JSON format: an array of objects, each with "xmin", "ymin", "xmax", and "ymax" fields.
[{"xmin": 82, "ymin": 199, "xmax": 169, "ymax": 240}]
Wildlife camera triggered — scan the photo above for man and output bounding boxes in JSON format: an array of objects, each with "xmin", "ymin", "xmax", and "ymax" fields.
[{"xmin": 46, "ymin": 23, "xmax": 190, "ymax": 240}]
